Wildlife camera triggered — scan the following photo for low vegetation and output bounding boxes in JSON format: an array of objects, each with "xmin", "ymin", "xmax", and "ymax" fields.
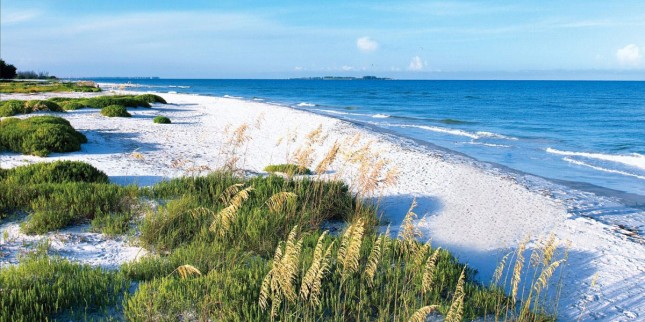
[
  {"xmin": 264, "ymin": 163, "xmax": 313, "ymax": 175},
  {"xmin": 0, "ymin": 116, "xmax": 87, "ymax": 156},
  {"xmin": 136, "ymin": 94, "xmax": 167, "ymax": 104},
  {"xmin": 0, "ymin": 160, "xmax": 108, "ymax": 185},
  {"xmin": 1, "ymin": 94, "xmax": 166, "ymax": 116},
  {"xmin": 101, "ymin": 105, "xmax": 131, "ymax": 117},
  {"xmin": 0, "ymin": 99, "xmax": 63, "ymax": 117},
  {"xmin": 0, "ymin": 80, "xmax": 100, "ymax": 93},
  {"xmin": 0, "ymin": 250, "xmax": 129, "ymax": 321},
  {"xmin": 153, "ymin": 115, "xmax": 171, "ymax": 124}
]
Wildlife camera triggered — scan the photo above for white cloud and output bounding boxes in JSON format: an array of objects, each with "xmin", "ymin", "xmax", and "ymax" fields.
[
  {"xmin": 356, "ymin": 37, "xmax": 378, "ymax": 52},
  {"xmin": 616, "ymin": 44, "xmax": 642, "ymax": 67},
  {"xmin": 408, "ymin": 56, "xmax": 426, "ymax": 71},
  {"xmin": 341, "ymin": 65, "xmax": 355, "ymax": 71}
]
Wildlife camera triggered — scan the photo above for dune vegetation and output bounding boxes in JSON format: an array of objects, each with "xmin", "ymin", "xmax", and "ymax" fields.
[
  {"xmin": 0, "ymin": 94, "xmax": 166, "ymax": 117},
  {"xmin": 0, "ymin": 156, "xmax": 565, "ymax": 321},
  {"xmin": 0, "ymin": 80, "xmax": 101, "ymax": 93},
  {"xmin": 101, "ymin": 105, "xmax": 132, "ymax": 118},
  {"xmin": 0, "ymin": 116, "xmax": 87, "ymax": 156}
]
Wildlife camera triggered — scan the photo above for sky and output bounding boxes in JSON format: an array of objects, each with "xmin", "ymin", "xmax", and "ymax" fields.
[{"xmin": 1, "ymin": 0, "xmax": 645, "ymax": 79}]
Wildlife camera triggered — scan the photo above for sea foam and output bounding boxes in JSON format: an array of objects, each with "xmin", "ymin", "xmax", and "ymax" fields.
[
  {"xmin": 547, "ymin": 148, "xmax": 645, "ymax": 170},
  {"xmin": 563, "ymin": 157, "xmax": 645, "ymax": 180}
]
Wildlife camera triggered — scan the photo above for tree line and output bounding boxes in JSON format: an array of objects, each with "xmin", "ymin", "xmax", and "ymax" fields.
[{"xmin": 0, "ymin": 59, "xmax": 56, "ymax": 79}]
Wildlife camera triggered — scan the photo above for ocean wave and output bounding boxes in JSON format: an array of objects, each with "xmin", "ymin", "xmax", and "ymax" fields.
[
  {"xmin": 372, "ymin": 114, "xmax": 390, "ymax": 118},
  {"xmin": 253, "ymin": 98, "xmax": 264, "ymax": 101},
  {"xmin": 476, "ymin": 131, "xmax": 518, "ymax": 140},
  {"xmin": 563, "ymin": 157, "xmax": 645, "ymax": 180},
  {"xmin": 467, "ymin": 142, "xmax": 511, "ymax": 148},
  {"xmin": 223, "ymin": 95, "xmax": 243, "ymax": 99},
  {"xmin": 168, "ymin": 85, "xmax": 190, "ymax": 88},
  {"xmin": 395, "ymin": 124, "xmax": 480, "ymax": 139},
  {"xmin": 392, "ymin": 124, "xmax": 516, "ymax": 142},
  {"xmin": 297, "ymin": 102, "xmax": 316, "ymax": 107},
  {"xmin": 167, "ymin": 91, "xmax": 177, "ymax": 94},
  {"xmin": 547, "ymin": 148, "xmax": 645, "ymax": 170}
]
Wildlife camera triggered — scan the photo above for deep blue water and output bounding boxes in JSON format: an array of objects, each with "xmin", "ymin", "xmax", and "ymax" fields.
[{"xmin": 97, "ymin": 79, "xmax": 645, "ymax": 198}]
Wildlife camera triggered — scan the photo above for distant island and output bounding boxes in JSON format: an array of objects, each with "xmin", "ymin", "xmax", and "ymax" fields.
[{"xmin": 290, "ymin": 75, "xmax": 392, "ymax": 80}]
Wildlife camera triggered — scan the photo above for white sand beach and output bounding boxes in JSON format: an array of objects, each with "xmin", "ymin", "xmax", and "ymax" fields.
[{"xmin": 1, "ymin": 91, "xmax": 643, "ymax": 321}]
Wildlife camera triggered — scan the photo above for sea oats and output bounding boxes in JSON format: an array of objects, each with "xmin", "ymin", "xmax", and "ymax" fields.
[
  {"xmin": 408, "ymin": 305, "xmax": 438, "ymax": 322},
  {"xmin": 422, "ymin": 247, "xmax": 441, "ymax": 294},
  {"xmin": 174, "ymin": 264, "xmax": 202, "ymax": 279},
  {"xmin": 265, "ymin": 191, "xmax": 298, "ymax": 214},
  {"xmin": 445, "ymin": 268, "xmax": 466, "ymax": 322}
]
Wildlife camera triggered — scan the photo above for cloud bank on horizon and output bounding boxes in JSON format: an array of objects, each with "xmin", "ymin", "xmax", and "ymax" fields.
[{"xmin": 1, "ymin": 0, "xmax": 644, "ymax": 79}]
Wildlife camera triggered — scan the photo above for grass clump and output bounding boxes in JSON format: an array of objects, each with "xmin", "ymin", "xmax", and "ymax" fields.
[
  {"xmin": 153, "ymin": 115, "xmax": 171, "ymax": 124},
  {"xmin": 140, "ymin": 196, "xmax": 205, "ymax": 252},
  {"xmin": 61, "ymin": 101, "xmax": 86, "ymax": 111},
  {"xmin": 3, "ymin": 94, "xmax": 164, "ymax": 116},
  {"xmin": 0, "ymin": 100, "xmax": 63, "ymax": 117},
  {"xmin": 136, "ymin": 94, "xmax": 167, "ymax": 104},
  {"xmin": 0, "ymin": 80, "xmax": 101, "ymax": 93},
  {"xmin": 91, "ymin": 96, "xmax": 151, "ymax": 109},
  {"xmin": 264, "ymin": 164, "xmax": 312, "ymax": 175},
  {"xmin": 0, "ymin": 100, "xmax": 27, "ymax": 117},
  {"xmin": 101, "ymin": 105, "xmax": 131, "ymax": 117},
  {"xmin": 25, "ymin": 100, "xmax": 63, "ymax": 112},
  {"xmin": 0, "ymin": 116, "xmax": 87, "ymax": 156},
  {"xmin": 0, "ymin": 161, "xmax": 108, "ymax": 185},
  {"xmin": 21, "ymin": 183, "xmax": 138, "ymax": 234},
  {"xmin": 0, "ymin": 253, "xmax": 129, "ymax": 321}
]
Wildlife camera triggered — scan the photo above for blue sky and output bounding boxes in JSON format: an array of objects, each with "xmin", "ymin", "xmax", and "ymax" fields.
[{"xmin": 1, "ymin": 0, "xmax": 645, "ymax": 79}]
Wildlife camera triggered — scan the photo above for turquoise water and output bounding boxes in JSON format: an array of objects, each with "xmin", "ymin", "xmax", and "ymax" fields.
[{"xmin": 100, "ymin": 79, "xmax": 645, "ymax": 202}]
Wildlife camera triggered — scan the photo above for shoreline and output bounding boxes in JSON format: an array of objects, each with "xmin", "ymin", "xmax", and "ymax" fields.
[{"xmin": 1, "ymin": 90, "xmax": 644, "ymax": 320}]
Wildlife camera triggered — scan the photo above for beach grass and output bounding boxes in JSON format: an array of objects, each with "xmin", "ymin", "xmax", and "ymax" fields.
[
  {"xmin": 0, "ymin": 249, "xmax": 129, "ymax": 321},
  {"xmin": 0, "ymin": 116, "xmax": 87, "ymax": 156},
  {"xmin": 0, "ymin": 161, "xmax": 108, "ymax": 185},
  {"xmin": 0, "ymin": 99, "xmax": 63, "ymax": 117},
  {"xmin": 264, "ymin": 163, "xmax": 313, "ymax": 175},
  {"xmin": 1, "ymin": 94, "xmax": 165, "ymax": 116},
  {"xmin": 0, "ymin": 80, "xmax": 101, "ymax": 93},
  {"xmin": 0, "ymin": 160, "xmax": 564, "ymax": 321}
]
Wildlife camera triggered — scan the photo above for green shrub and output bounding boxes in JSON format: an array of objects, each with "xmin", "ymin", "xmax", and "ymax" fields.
[
  {"xmin": 136, "ymin": 94, "xmax": 167, "ymax": 104},
  {"xmin": 0, "ymin": 254, "xmax": 129, "ymax": 321},
  {"xmin": 61, "ymin": 101, "xmax": 85, "ymax": 110},
  {"xmin": 101, "ymin": 105, "xmax": 131, "ymax": 117},
  {"xmin": 264, "ymin": 163, "xmax": 312, "ymax": 175},
  {"xmin": 0, "ymin": 100, "xmax": 27, "ymax": 116},
  {"xmin": 25, "ymin": 100, "xmax": 63, "ymax": 112},
  {"xmin": 0, "ymin": 116, "xmax": 87, "ymax": 156},
  {"xmin": 89, "ymin": 96, "xmax": 151, "ymax": 108},
  {"xmin": 0, "ymin": 161, "xmax": 108, "ymax": 184},
  {"xmin": 153, "ymin": 116, "xmax": 171, "ymax": 124}
]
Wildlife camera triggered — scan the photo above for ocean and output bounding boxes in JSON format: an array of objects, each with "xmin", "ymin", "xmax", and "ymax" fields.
[{"xmin": 99, "ymin": 79, "xmax": 645, "ymax": 230}]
